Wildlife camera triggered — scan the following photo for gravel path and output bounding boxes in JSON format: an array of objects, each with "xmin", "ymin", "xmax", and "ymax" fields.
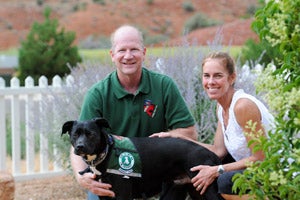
[{"xmin": 15, "ymin": 175, "xmax": 86, "ymax": 200}]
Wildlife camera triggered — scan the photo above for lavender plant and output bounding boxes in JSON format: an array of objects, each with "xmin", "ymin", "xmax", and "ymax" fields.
[
  {"xmin": 33, "ymin": 62, "xmax": 114, "ymax": 169},
  {"xmin": 148, "ymin": 39, "xmax": 218, "ymax": 142}
]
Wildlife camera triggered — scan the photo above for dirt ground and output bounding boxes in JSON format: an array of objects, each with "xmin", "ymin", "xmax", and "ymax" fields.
[
  {"xmin": 0, "ymin": 0, "xmax": 258, "ymax": 50},
  {"xmin": 14, "ymin": 174, "xmax": 86, "ymax": 200}
]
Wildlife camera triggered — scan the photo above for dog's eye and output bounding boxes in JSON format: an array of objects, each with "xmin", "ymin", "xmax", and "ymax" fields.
[
  {"xmin": 73, "ymin": 132, "xmax": 78, "ymax": 137},
  {"xmin": 85, "ymin": 131, "xmax": 93, "ymax": 138}
]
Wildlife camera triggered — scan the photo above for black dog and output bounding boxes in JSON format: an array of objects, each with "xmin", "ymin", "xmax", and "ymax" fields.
[{"xmin": 62, "ymin": 118, "xmax": 223, "ymax": 200}]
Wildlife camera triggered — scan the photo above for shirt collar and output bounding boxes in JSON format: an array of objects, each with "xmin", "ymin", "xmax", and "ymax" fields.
[{"xmin": 112, "ymin": 67, "xmax": 150, "ymax": 99}]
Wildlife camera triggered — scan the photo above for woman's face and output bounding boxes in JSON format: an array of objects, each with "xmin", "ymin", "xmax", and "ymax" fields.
[{"xmin": 202, "ymin": 59, "xmax": 235, "ymax": 100}]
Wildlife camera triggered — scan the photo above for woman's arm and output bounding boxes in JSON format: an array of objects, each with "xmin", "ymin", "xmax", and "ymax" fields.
[{"xmin": 190, "ymin": 98, "xmax": 267, "ymax": 195}]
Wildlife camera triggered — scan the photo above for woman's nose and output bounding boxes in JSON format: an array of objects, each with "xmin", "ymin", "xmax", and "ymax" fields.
[{"xmin": 207, "ymin": 77, "xmax": 215, "ymax": 84}]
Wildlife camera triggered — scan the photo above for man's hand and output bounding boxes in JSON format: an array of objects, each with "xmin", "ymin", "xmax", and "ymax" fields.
[
  {"xmin": 77, "ymin": 172, "xmax": 115, "ymax": 198},
  {"xmin": 149, "ymin": 132, "xmax": 171, "ymax": 138}
]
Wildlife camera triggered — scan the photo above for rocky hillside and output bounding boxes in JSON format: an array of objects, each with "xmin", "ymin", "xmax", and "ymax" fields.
[{"xmin": 0, "ymin": 0, "xmax": 259, "ymax": 50}]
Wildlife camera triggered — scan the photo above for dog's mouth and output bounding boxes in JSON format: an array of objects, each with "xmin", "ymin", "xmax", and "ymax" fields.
[{"xmin": 81, "ymin": 154, "xmax": 97, "ymax": 162}]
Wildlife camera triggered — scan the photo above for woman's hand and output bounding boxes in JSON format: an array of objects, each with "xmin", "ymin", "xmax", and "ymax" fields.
[
  {"xmin": 190, "ymin": 165, "xmax": 218, "ymax": 195},
  {"xmin": 77, "ymin": 172, "xmax": 115, "ymax": 198}
]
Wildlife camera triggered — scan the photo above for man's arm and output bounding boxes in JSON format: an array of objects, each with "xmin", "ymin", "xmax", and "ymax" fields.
[{"xmin": 70, "ymin": 147, "xmax": 115, "ymax": 198}]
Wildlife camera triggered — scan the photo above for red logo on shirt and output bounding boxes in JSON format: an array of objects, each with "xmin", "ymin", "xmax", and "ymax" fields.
[{"xmin": 143, "ymin": 99, "xmax": 157, "ymax": 118}]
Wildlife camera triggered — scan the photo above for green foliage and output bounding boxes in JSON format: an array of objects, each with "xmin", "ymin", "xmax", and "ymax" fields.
[
  {"xmin": 144, "ymin": 34, "xmax": 169, "ymax": 46},
  {"xmin": 5, "ymin": 118, "xmax": 39, "ymax": 159},
  {"xmin": 36, "ymin": 0, "xmax": 44, "ymax": 6},
  {"xmin": 233, "ymin": 0, "xmax": 300, "ymax": 199},
  {"xmin": 182, "ymin": 1, "xmax": 195, "ymax": 12},
  {"xmin": 183, "ymin": 12, "xmax": 221, "ymax": 34},
  {"xmin": 252, "ymin": 0, "xmax": 300, "ymax": 89},
  {"xmin": 240, "ymin": 39, "xmax": 282, "ymax": 66},
  {"xmin": 93, "ymin": 0, "xmax": 106, "ymax": 5},
  {"xmin": 17, "ymin": 7, "xmax": 82, "ymax": 84},
  {"xmin": 245, "ymin": 4, "xmax": 259, "ymax": 16},
  {"xmin": 146, "ymin": 0, "xmax": 154, "ymax": 5}
]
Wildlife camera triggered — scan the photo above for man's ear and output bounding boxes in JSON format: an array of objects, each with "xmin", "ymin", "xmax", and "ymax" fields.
[
  {"xmin": 94, "ymin": 118, "xmax": 111, "ymax": 129},
  {"xmin": 62, "ymin": 121, "xmax": 75, "ymax": 136}
]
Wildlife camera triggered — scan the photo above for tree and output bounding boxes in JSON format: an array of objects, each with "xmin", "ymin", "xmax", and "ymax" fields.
[
  {"xmin": 17, "ymin": 7, "xmax": 82, "ymax": 84},
  {"xmin": 233, "ymin": 0, "xmax": 300, "ymax": 199}
]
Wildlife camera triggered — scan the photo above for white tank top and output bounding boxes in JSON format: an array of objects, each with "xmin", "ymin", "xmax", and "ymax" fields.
[{"xmin": 217, "ymin": 89, "xmax": 274, "ymax": 161}]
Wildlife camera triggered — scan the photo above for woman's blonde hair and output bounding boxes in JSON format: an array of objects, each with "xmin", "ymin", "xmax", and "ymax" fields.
[{"xmin": 202, "ymin": 52, "xmax": 235, "ymax": 75}]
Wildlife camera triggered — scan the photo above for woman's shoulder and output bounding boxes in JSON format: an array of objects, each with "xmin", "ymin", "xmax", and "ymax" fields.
[
  {"xmin": 234, "ymin": 98, "xmax": 259, "ymax": 113},
  {"xmin": 233, "ymin": 90, "xmax": 261, "ymax": 118}
]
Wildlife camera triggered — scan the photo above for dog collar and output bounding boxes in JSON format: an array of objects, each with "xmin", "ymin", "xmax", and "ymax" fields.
[{"xmin": 84, "ymin": 134, "xmax": 114, "ymax": 167}]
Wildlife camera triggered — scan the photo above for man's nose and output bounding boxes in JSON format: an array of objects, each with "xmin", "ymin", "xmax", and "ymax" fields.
[{"xmin": 124, "ymin": 50, "xmax": 133, "ymax": 59}]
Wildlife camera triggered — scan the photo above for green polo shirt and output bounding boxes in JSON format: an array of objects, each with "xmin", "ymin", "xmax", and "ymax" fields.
[{"xmin": 79, "ymin": 67, "xmax": 195, "ymax": 137}]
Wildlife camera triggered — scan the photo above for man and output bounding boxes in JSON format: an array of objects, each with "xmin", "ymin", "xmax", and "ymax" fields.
[{"xmin": 70, "ymin": 24, "xmax": 198, "ymax": 199}]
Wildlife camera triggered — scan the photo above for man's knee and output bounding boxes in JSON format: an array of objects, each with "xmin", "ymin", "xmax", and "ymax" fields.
[{"xmin": 87, "ymin": 191, "xmax": 99, "ymax": 200}]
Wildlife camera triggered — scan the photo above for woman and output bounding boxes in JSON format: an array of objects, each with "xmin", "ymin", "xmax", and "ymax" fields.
[{"xmin": 191, "ymin": 52, "xmax": 274, "ymax": 200}]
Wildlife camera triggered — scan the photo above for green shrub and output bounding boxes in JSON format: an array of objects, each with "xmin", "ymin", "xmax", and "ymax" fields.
[
  {"xmin": 183, "ymin": 12, "xmax": 221, "ymax": 33},
  {"xmin": 36, "ymin": 0, "xmax": 44, "ymax": 6},
  {"xmin": 17, "ymin": 7, "xmax": 82, "ymax": 85},
  {"xmin": 233, "ymin": 0, "xmax": 300, "ymax": 198},
  {"xmin": 6, "ymin": 118, "xmax": 29, "ymax": 159},
  {"xmin": 93, "ymin": 0, "xmax": 106, "ymax": 5},
  {"xmin": 240, "ymin": 39, "xmax": 282, "ymax": 67},
  {"xmin": 146, "ymin": 0, "xmax": 154, "ymax": 5},
  {"xmin": 182, "ymin": 1, "xmax": 195, "ymax": 12},
  {"xmin": 144, "ymin": 34, "xmax": 169, "ymax": 46}
]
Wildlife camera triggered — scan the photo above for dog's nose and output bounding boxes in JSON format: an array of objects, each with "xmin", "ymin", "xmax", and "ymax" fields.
[{"xmin": 75, "ymin": 145, "xmax": 85, "ymax": 154}]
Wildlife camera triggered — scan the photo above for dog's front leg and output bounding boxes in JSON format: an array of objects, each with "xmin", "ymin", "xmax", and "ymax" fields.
[{"xmin": 173, "ymin": 174, "xmax": 191, "ymax": 185}]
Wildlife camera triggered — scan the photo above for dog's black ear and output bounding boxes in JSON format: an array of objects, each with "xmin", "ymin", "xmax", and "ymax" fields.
[
  {"xmin": 94, "ymin": 118, "xmax": 111, "ymax": 129},
  {"xmin": 62, "ymin": 121, "xmax": 75, "ymax": 136}
]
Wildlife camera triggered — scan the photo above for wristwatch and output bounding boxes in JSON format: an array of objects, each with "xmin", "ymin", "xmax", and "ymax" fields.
[{"xmin": 217, "ymin": 165, "xmax": 225, "ymax": 175}]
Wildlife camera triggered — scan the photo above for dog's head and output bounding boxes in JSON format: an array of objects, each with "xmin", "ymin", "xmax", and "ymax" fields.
[{"xmin": 62, "ymin": 118, "xmax": 111, "ymax": 157}]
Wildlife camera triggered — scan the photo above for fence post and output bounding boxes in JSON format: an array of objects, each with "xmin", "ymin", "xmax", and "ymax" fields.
[
  {"xmin": 0, "ymin": 77, "xmax": 6, "ymax": 170},
  {"xmin": 25, "ymin": 76, "xmax": 35, "ymax": 173},
  {"xmin": 39, "ymin": 76, "xmax": 49, "ymax": 172},
  {"xmin": 52, "ymin": 75, "xmax": 62, "ymax": 171},
  {"xmin": 10, "ymin": 77, "xmax": 21, "ymax": 174}
]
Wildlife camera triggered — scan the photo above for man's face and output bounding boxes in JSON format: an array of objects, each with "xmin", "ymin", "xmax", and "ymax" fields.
[{"xmin": 110, "ymin": 30, "xmax": 146, "ymax": 77}]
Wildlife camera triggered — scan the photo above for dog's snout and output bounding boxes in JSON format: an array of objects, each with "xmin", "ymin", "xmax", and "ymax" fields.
[{"xmin": 75, "ymin": 144, "xmax": 85, "ymax": 154}]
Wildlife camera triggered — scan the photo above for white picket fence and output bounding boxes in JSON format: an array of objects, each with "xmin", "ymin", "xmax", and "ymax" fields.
[{"xmin": 0, "ymin": 75, "xmax": 74, "ymax": 181}]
